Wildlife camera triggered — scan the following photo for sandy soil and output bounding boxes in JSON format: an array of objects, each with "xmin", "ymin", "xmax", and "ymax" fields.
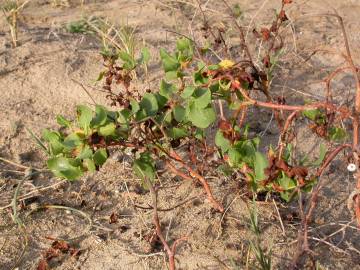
[{"xmin": 1, "ymin": 0, "xmax": 360, "ymax": 269}]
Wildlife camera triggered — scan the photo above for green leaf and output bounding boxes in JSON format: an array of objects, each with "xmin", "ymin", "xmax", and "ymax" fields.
[
  {"xmin": 47, "ymin": 157, "xmax": 83, "ymax": 180},
  {"xmin": 140, "ymin": 93, "xmax": 159, "ymax": 116},
  {"xmin": 188, "ymin": 103, "xmax": 216, "ymax": 129},
  {"xmin": 302, "ymin": 177, "xmax": 317, "ymax": 193},
  {"xmin": 138, "ymin": 47, "xmax": 150, "ymax": 65},
  {"xmin": 118, "ymin": 108, "xmax": 131, "ymax": 124},
  {"xmin": 233, "ymin": 3, "xmax": 242, "ymax": 18},
  {"xmin": 77, "ymin": 105, "xmax": 93, "ymax": 132},
  {"xmin": 228, "ymin": 140, "xmax": 258, "ymax": 167},
  {"xmin": 229, "ymin": 100, "xmax": 243, "ymax": 110},
  {"xmin": 193, "ymin": 88, "xmax": 211, "ymax": 109},
  {"xmin": 165, "ymin": 71, "xmax": 179, "ymax": 81},
  {"xmin": 194, "ymin": 129, "xmax": 204, "ymax": 140},
  {"xmin": 57, "ymin": 115, "xmax": 71, "ymax": 128},
  {"xmin": 77, "ymin": 145, "xmax": 93, "ymax": 160},
  {"xmin": 99, "ymin": 122, "xmax": 116, "ymax": 136},
  {"xmin": 160, "ymin": 48, "xmax": 180, "ymax": 73},
  {"xmin": 303, "ymin": 109, "xmax": 325, "ymax": 124},
  {"xmin": 155, "ymin": 93, "xmax": 168, "ymax": 109},
  {"xmin": 135, "ymin": 109, "xmax": 148, "ymax": 122},
  {"xmin": 280, "ymin": 191, "xmax": 292, "ymax": 202},
  {"xmin": 167, "ymin": 127, "xmax": 188, "ymax": 139},
  {"xmin": 328, "ymin": 127, "xmax": 347, "ymax": 141},
  {"xmin": 119, "ymin": 51, "xmax": 136, "ymax": 70},
  {"xmin": 173, "ymin": 105, "xmax": 186, "ymax": 122},
  {"xmin": 42, "ymin": 129, "xmax": 65, "ymax": 155},
  {"xmin": 215, "ymin": 130, "xmax": 231, "ymax": 153},
  {"xmin": 96, "ymin": 71, "xmax": 106, "ymax": 81},
  {"xmin": 107, "ymin": 110, "xmax": 118, "ymax": 121},
  {"xmin": 42, "ymin": 129, "xmax": 61, "ymax": 142},
  {"xmin": 176, "ymin": 37, "xmax": 192, "ymax": 52},
  {"xmin": 193, "ymin": 69, "xmax": 208, "ymax": 85},
  {"xmin": 208, "ymin": 64, "xmax": 220, "ymax": 71},
  {"xmin": 181, "ymin": 86, "xmax": 195, "ymax": 99},
  {"xmin": 228, "ymin": 147, "xmax": 242, "ymax": 167},
  {"xmin": 63, "ymin": 132, "xmax": 84, "ymax": 149},
  {"xmin": 283, "ymin": 144, "xmax": 292, "ymax": 162},
  {"xmin": 160, "ymin": 80, "xmax": 177, "ymax": 99},
  {"xmin": 84, "ymin": 158, "xmax": 96, "ymax": 172},
  {"xmin": 133, "ymin": 152, "xmax": 155, "ymax": 182},
  {"xmin": 176, "ymin": 37, "xmax": 193, "ymax": 61},
  {"xmin": 91, "ymin": 105, "xmax": 108, "ymax": 127},
  {"xmin": 93, "ymin": 149, "xmax": 108, "ymax": 166},
  {"xmin": 219, "ymin": 79, "xmax": 231, "ymax": 91},
  {"xmin": 313, "ymin": 143, "xmax": 327, "ymax": 167},
  {"xmin": 157, "ymin": 110, "xmax": 172, "ymax": 125},
  {"xmin": 254, "ymin": 152, "xmax": 268, "ymax": 182},
  {"xmin": 278, "ymin": 172, "xmax": 296, "ymax": 191},
  {"xmin": 130, "ymin": 98, "xmax": 140, "ymax": 114}
]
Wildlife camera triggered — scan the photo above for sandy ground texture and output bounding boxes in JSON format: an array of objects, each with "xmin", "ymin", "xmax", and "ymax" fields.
[{"xmin": 1, "ymin": 0, "xmax": 360, "ymax": 269}]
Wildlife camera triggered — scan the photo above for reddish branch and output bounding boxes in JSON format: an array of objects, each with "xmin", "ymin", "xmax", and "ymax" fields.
[
  {"xmin": 221, "ymin": 0, "xmax": 253, "ymax": 63},
  {"xmin": 316, "ymin": 144, "xmax": 352, "ymax": 177},
  {"xmin": 332, "ymin": 12, "xmax": 360, "ymax": 227},
  {"xmin": 167, "ymin": 151, "xmax": 224, "ymax": 212},
  {"xmin": 278, "ymin": 111, "xmax": 298, "ymax": 160},
  {"xmin": 143, "ymin": 177, "xmax": 186, "ymax": 270},
  {"xmin": 291, "ymin": 144, "xmax": 351, "ymax": 268}
]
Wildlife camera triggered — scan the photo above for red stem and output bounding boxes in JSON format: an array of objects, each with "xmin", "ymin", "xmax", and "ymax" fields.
[{"xmin": 168, "ymin": 151, "xmax": 224, "ymax": 212}]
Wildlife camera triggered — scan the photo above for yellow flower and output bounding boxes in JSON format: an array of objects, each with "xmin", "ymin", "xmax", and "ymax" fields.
[{"xmin": 219, "ymin": 59, "xmax": 235, "ymax": 69}]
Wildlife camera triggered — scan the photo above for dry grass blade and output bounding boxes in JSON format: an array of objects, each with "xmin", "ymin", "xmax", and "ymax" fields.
[
  {"xmin": 1, "ymin": 0, "xmax": 30, "ymax": 47},
  {"xmin": 8, "ymin": 170, "xmax": 36, "ymax": 270}
]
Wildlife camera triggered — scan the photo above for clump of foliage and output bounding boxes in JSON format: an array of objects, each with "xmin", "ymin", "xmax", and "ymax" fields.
[
  {"xmin": 41, "ymin": 3, "xmax": 333, "ymax": 205},
  {"xmin": 36, "ymin": 0, "xmax": 360, "ymax": 269}
]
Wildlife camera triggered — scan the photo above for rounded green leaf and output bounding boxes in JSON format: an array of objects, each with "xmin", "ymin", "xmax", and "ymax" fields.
[
  {"xmin": 193, "ymin": 88, "xmax": 211, "ymax": 109},
  {"xmin": 77, "ymin": 105, "xmax": 93, "ymax": 132},
  {"xmin": 56, "ymin": 115, "xmax": 71, "ymax": 128},
  {"xmin": 99, "ymin": 122, "xmax": 116, "ymax": 136},
  {"xmin": 140, "ymin": 93, "xmax": 159, "ymax": 116},
  {"xmin": 91, "ymin": 105, "xmax": 108, "ymax": 127},
  {"xmin": 215, "ymin": 130, "xmax": 231, "ymax": 153},
  {"xmin": 193, "ymin": 69, "xmax": 209, "ymax": 85},
  {"xmin": 160, "ymin": 79, "xmax": 176, "ymax": 99},
  {"xmin": 93, "ymin": 149, "xmax": 108, "ymax": 166},
  {"xmin": 77, "ymin": 145, "xmax": 93, "ymax": 159},
  {"xmin": 160, "ymin": 48, "xmax": 180, "ymax": 73},
  {"xmin": 133, "ymin": 152, "xmax": 155, "ymax": 182},
  {"xmin": 138, "ymin": 47, "xmax": 150, "ymax": 65},
  {"xmin": 118, "ymin": 108, "xmax": 131, "ymax": 124},
  {"xmin": 47, "ymin": 157, "xmax": 83, "ymax": 180},
  {"xmin": 328, "ymin": 127, "xmax": 347, "ymax": 142},
  {"xmin": 42, "ymin": 129, "xmax": 65, "ymax": 155},
  {"xmin": 119, "ymin": 51, "xmax": 136, "ymax": 70},
  {"xmin": 181, "ymin": 86, "xmax": 195, "ymax": 99},
  {"xmin": 173, "ymin": 105, "xmax": 186, "ymax": 122},
  {"xmin": 254, "ymin": 152, "xmax": 268, "ymax": 182},
  {"xmin": 188, "ymin": 104, "xmax": 216, "ymax": 129},
  {"xmin": 63, "ymin": 132, "xmax": 84, "ymax": 149},
  {"xmin": 167, "ymin": 127, "xmax": 188, "ymax": 139},
  {"xmin": 130, "ymin": 98, "xmax": 140, "ymax": 114},
  {"xmin": 155, "ymin": 93, "xmax": 168, "ymax": 109},
  {"xmin": 42, "ymin": 129, "xmax": 61, "ymax": 142},
  {"xmin": 84, "ymin": 158, "xmax": 96, "ymax": 172}
]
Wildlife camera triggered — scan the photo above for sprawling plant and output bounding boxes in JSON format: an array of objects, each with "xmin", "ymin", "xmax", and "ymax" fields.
[
  {"xmin": 43, "ymin": 35, "xmax": 321, "ymax": 207},
  {"xmin": 37, "ymin": 0, "xmax": 360, "ymax": 268}
]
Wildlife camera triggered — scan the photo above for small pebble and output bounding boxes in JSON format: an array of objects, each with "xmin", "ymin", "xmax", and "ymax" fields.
[{"xmin": 347, "ymin": 163, "xmax": 357, "ymax": 172}]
